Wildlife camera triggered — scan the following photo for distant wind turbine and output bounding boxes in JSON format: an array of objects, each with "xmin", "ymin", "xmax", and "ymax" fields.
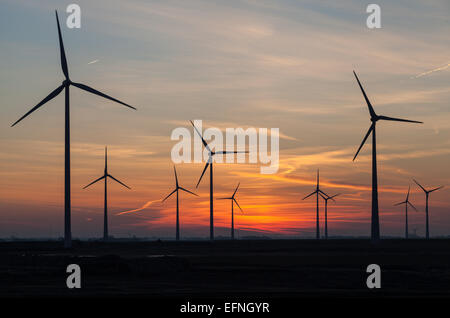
[
  {"xmin": 352, "ymin": 71, "xmax": 422, "ymax": 242},
  {"xmin": 319, "ymin": 193, "xmax": 340, "ymax": 239},
  {"xmin": 218, "ymin": 183, "xmax": 243, "ymax": 240},
  {"xmin": 11, "ymin": 11, "xmax": 135, "ymax": 248},
  {"xmin": 394, "ymin": 186, "xmax": 417, "ymax": 239},
  {"xmin": 302, "ymin": 170, "xmax": 328, "ymax": 239},
  {"xmin": 413, "ymin": 179, "xmax": 444, "ymax": 239},
  {"xmin": 190, "ymin": 120, "xmax": 248, "ymax": 241},
  {"xmin": 83, "ymin": 147, "xmax": 131, "ymax": 241},
  {"xmin": 162, "ymin": 166, "xmax": 198, "ymax": 241}
]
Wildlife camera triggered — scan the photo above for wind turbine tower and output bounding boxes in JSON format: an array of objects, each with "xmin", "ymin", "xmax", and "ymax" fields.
[
  {"xmin": 413, "ymin": 179, "xmax": 443, "ymax": 239},
  {"xmin": 162, "ymin": 166, "xmax": 198, "ymax": 241},
  {"xmin": 352, "ymin": 71, "xmax": 422, "ymax": 242},
  {"xmin": 11, "ymin": 11, "xmax": 135, "ymax": 248},
  {"xmin": 218, "ymin": 183, "xmax": 243, "ymax": 240},
  {"xmin": 303, "ymin": 170, "xmax": 328, "ymax": 239},
  {"xmin": 83, "ymin": 147, "xmax": 131, "ymax": 241}
]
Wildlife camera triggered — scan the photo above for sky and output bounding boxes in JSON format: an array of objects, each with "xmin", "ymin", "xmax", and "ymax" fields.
[{"xmin": 0, "ymin": 0, "xmax": 449, "ymax": 239}]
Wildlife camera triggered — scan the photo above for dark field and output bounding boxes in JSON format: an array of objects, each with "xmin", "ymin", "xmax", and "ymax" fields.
[{"xmin": 1, "ymin": 239, "xmax": 450, "ymax": 298}]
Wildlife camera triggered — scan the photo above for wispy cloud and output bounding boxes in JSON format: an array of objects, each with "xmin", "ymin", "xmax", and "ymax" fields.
[
  {"xmin": 117, "ymin": 199, "xmax": 161, "ymax": 215},
  {"xmin": 1, "ymin": 0, "xmax": 449, "ymax": 238},
  {"xmin": 412, "ymin": 62, "xmax": 450, "ymax": 79}
]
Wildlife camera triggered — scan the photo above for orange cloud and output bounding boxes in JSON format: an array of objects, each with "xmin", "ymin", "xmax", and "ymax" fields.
[{"xmin": 117, "ymin": 199, "xmax": 161, "ymax": 215}]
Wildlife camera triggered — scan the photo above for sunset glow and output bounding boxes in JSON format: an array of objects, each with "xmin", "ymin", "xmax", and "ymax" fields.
[{"xmin": 0, "ymin": 0, "xmax": 449, "ymax": 239}]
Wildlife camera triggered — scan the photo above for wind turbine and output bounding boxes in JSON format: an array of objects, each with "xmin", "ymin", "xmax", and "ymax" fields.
[
  {"xmin": 83, "ymin": 147, "xmax": 131, "ymax": 241},
  {"xmin": 413, "ymin": 179, "xmax": 444, "ymax": 239},
  {"xmin": 394, "ymin": 186, "xmax": 417, "ymax": 239},
  {"xmin": 190, "ymin": 120, "xmax": 247, "ymax": 241},
  {"xmin": 302, "ymin": 170, "xmax": 328, "ymax": 239},
  {"xmin": 162, "ymin": 166, "xmax": 198, "ymax": 241},
  {"xmin": 352, "ymin": 71, "xmax": 422, "ymax": 242},
  {"xmin": 319, "ymin": 193, "xmax": 340, "ymax": 239},
  {"xmin": 217, "ymin": 183, "xmax": 243, "ymax": 240},
  {"xmin": 11, "ymin": 11, "xmax": 135, "ymax": 248}
]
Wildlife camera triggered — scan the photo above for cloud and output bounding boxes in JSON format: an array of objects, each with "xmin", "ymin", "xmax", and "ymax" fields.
[
  {"xmin": 116, "ymin": 199, "xmax": 161, "ymax": 215},
  {"xmin": 412, "ymin": 62, "xmax": 450, "ymax": 79},
  {"xmin": 87, "ymin": 59, "xmax": 100, "ymax": 65}
]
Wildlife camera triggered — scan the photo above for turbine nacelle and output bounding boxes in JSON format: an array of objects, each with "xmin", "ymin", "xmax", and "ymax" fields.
[
  {"xmin": 83, "ymin": 148, "xmax": 131, "ymax": 190},
  {"xmin": 162, "ymin": 166, "xmax": 198, "ymax": 202},
  {"xmin": 320, "ymin": 192, "xmax": 340, "ymax": 203},
  {"xmin": 352, "ymin": 71, "xmax": 422, "ymax": 162},
  {"xmin": 217, "ymin": 183, "xmax": 243, "ymax": 213},
  {"xmin": 11, "ymin": 10, "xmax": 136, "ymax": 129},
  {"xmin": 190, "ymin": 120, "xmax": 248, "ymax": 188},
  {"xmin": 413, "ymin": 179, "xmax": 444, "ymax": 195},
  {"xmin": 394, "ymin": 186, "xmax": 417, "ymax": 212}
]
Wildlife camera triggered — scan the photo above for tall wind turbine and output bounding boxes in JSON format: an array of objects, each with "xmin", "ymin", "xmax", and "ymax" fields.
[
  {"xmin": 352, "ymin": 71, "xmax": 422, "ymax": 242},
  {"xmin": 217, "ymin": 183, "xmax": 243, "ymax": 240},
  {"xmin": 11, "ymin": 11, "xmax": 135, "ymax": 248},
  {"xmin": 302, "ymin": 170, "xmax": 328, "ymax": 239},
  {"xmin": 319, "ymin": 193, "xmax": 340, "ymax": 239},
  {"xmin": 162, "ymin": 166, "xmax": 198, "ymax": 241},
  {"xmin": 413, "ymin": 179, "xmax": 443, "ymax": 239},
  {"xmin": 190, "ymin": 120, "xmax": 247, "ymax": 241},
  {"xmin": 394, "ymin": 186, "xmax": 417, "ymax": 239},
  {"xmin": 83, "ymin": 147, "xmax": 131, "ymax": 241}
]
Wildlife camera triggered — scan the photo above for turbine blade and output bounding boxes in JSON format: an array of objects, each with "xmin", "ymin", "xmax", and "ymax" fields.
[
  {"xmin": 107, "ymin": 174, "xmax": 131, "ymax": 189},
  {"xmin": 319, "ymin": 192, "xmax": 327, "ymax": 200},
  {"xmin": 429, "ymin": 186, "xmax": 444, "ymax": 193},
  {"xmin": 83, "ymin": 175, "xmax": 105, "ymax": 189},
  {"xmin": 406, "ymin": 186, "xmax": 410, "ymax": 201},
  {"xmin": 408, "ymin": 201, "xmax": 418, "ymax": 212},
  {"xmin": 413, "ymin": 179, "xmax": 426, "ymax": 193},
  {"xmin": 179, "ymin": 187, "xmax": 198, "ymax": 197},
  {"xmin": 196, "ymin": 162, "xmax": 210, "ymax": 188},
  {"xmin": 217, "ymin": 197, "xmax": 232, "ymax": 200},
  {"xmin": 55, "ymin": 11, "xmax": 69, "ymax": 79},
  {"xmin": 394, "ymin": 201, "xmax": 406, "ymax": 206},
  {"xmin": 190, "ymin": 120, "xmax": 211, "ymax": 152},
  {"xmin": 105, "ymin": 146, "xmax": 108, "ymax": 173},
  {"xmin": 232, "ymin": 182, "xmax": 240, "ymax": 197},
  {"xmin": 233, "ymin": 198, "xmax": 243, "ymax": 213},
  {"xmin": 302, "ymin": 190, "xmax": 317, "ymax": 200},
  {"xmin": 353, "ymin": 71, "xmax": 376, "ymax": 118},
  {"xmin": 316, "ymin": 169, "xmax": 319, "ymax": 188},
  {"xmin": 319, "ymin": 189, "xmax": 329, "ymax": 198},
  {"xmin": 11, "ymin": 85, "xmax": 64, "ymax": 127},
  {"xmin": 353, "ymin": 123, "xmax": 374, "ymax": 161},
  {"xmin": 327, "ymin": 193, "xmax": 340, "ymax": 202},
  {"xmin": 214, "ymin": 150, "xmax": 249, "ymax": 154},
  {"xmin": 378, "ymin": 115, "xmax": 423, "ymax": 124},
  {"xmin": 174, "ymin": 165, "xmax": 179, "ymax": 187},
  {"xmin": 162, "ymin": 189, "xmax": 177, "ymax": 202},
  {"xmin": 71, "ymin": 82, "xmax": 136, "ymax": 110}
]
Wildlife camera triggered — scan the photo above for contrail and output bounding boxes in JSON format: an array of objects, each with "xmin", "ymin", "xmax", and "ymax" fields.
[
  {"xmin": 87, "ymin": 59, "xmax": 99, "ymax": 65},
  {"xmin": 117, "ymin": 199, "xmax": 160, "ymax": 215},
  {"xmin": 412, "ymin": 62, "xmax": 450, "ymax": 79}
]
